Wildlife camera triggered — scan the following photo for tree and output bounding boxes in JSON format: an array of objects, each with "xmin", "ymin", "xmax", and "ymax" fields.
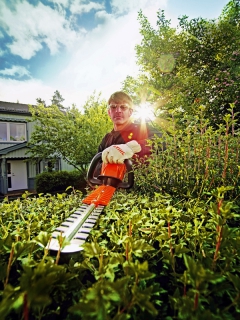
[
  {"xmin": 176, "ymin": 0, "xmax": 240, "ymax": 124},
  {"xmin": 27, "ymin": 93, "xmax": 112, "ymax": 173},
  {"xmin": 122, "ymin": 1, "xmax": 240, "ymax": 126},
  {"xmin": 51, "ymin": 90, "xmax": 65, "ymax": 110},
  {"xmin": 36, "ymin": 98, "xmax": 46, "ymax": 107}
]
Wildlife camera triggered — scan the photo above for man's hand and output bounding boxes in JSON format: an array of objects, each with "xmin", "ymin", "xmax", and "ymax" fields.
[{"xmin": 102, "ymin": 140, "xmax": 141, "ymax": 164}]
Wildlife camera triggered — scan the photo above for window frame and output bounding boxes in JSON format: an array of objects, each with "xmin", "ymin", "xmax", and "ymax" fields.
[{"xmin": 0, "ymin": 121, "xmax": 27, "ymax": 142}]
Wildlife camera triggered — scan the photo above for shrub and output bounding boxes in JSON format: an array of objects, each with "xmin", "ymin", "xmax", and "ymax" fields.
[
  {"xmin": 35, "ymin": 170, "xmax": 86, "ymax": 193},
  {"xmin": 1, "ymin": 109, "xmax": 240, "ymax": 319},
  {"xmin": 134, "ymin": 107, "xmax": 240, "ymax": 201},
  {"xmin": 1, "ymin": 189, "xmax": 240, "ymax": 319}
]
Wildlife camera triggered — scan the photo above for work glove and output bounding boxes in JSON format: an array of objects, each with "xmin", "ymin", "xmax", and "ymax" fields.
[{"xmin": 102, "ymin": 140, "xmax": 141, "ymax": 164}]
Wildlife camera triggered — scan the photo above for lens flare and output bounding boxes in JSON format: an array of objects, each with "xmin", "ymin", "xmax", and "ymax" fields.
[
  {"xmin": 133, "ymin": 103, "xmax": 155, "ymax": 121},
  {"xmin": 158, "ymin": 54, "xmax": 175, "ymax": 73}
]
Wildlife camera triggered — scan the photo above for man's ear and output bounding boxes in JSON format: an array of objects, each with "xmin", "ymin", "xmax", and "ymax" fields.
[{"xmin": 129, "ymin": 109, "xmax": 133, "ymax": 116}]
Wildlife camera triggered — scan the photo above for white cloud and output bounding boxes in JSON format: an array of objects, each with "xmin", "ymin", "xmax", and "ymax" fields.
[
  {"xmin": 0, "ymin": 0, "xmax": 168, "ymax": 108},
  {"xmin": 0, "ymin": 76, "xmax": 89, "ymax": 108},
  {"xmin": 9, "ymin": 40, "xmax": 43, "ymax": 60},
  {"xmin": 49, "ymin": 0, "xmax": 104, "ymax": 14},
  {"xmin": 0, "ymin": 78, "xmax": 87, "ymax": 109},
  {"xmin": 110, "ymin": 0, "xmax": 167, "ymax": 15},
  {"xmin": 95, "ymin": 10, "xmax": 112, "ymax": 22},
  {"xmin": 53, "ymin": 1, "xmax": 167, "ymax": 106},
  {"xmin": 0, "ymin": 0, "xmax": 230, "ymax": 113},
  {"xmin": 55, "ymin": 10, "xmax": 144, "ymax": 105},
  {"xmin": 50, "ymin": 0, "xmax": 70, "ymax": 7},
  {"xmin": 0, "ymin": 77, "xmax": 54, "ymax": 105},
  {"xmin": 0, "ymin": 66, "xmax": 31, "ymax": 78},
  {"xmin": 0, "ymin": 0, "xmax": 82, "ymax": 59},
  {"xmin": 70, "ymin": 1, "xmax": 104, "ymax": 14}
]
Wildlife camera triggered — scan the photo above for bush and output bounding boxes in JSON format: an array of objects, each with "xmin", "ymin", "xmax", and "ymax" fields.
[
  {"xmin": 134, "ymin": 108, "xmax": 240, "ymax": 201},
  {"xmin": 35, "ymin": 170, "xmax": 86, "ymax": 193},
  {"xmin": 1, "ymin": 189, "xmax": 240, "ymax": 319},
  {"xmin": 1, "ymin": 109, "xmax": 240, "ymax": 319}
]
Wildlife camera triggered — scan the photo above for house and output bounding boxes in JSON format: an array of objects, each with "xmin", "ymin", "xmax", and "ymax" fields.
[{"xmin": 0, "ymin": 101, "xmax": 74, "ymax": 195}]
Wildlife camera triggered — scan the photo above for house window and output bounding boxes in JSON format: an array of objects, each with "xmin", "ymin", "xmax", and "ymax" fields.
[
  {"xmin": 0, "ymin": 122, "xmax": 26, "ymax": 142},
  {"xmin": 0, "ymin": 123, "xmax": 7, "ymax": 141},
  {"xmin": 38, "ymin": 159, "xmax": 60, "ymax": 173},
  {"xmin": 8, "ymin": 177, "xmax": 12, "ymax": 188}
]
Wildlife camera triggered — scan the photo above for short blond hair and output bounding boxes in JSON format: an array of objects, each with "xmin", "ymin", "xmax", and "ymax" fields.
[{"xmin": 108, "ymin": 91, "xmax": 133, "ymax": 109}]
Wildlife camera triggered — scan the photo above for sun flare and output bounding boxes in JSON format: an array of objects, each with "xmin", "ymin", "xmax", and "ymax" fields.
[{"xmin": 133, "ymin": 103, "xmax": 155, "ymax": 121}]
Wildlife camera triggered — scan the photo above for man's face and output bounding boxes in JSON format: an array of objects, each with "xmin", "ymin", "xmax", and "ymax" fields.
[{"xmin": 108, "ymin": 101, "xmax": 133, "ymax": 128}]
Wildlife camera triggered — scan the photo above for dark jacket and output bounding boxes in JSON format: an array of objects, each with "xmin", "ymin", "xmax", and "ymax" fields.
[{"xmin": 98, "ymin": 122, "xmax": 161, "ymax": 159}]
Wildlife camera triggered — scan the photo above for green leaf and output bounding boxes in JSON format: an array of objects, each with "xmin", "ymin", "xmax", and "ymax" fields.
[
  {"xmin": 82, "ymin": 241, "xmax": 103, "ymax": 258},
  {"xmin": 34, "ymin": 231, "xmax": 51, "ymax": 247}
]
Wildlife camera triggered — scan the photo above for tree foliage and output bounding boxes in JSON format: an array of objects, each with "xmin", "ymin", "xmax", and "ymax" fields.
[
  {"xmin": 122, "ymin": 0, "xmax": 240, "ymax": 125},
  {"xmin": 51, "ymin": 90, "xmax": 65, "ymax": 111},
  {"xmin": 27, "ymin": 93, "xmax": 112, "ymax": 173}
]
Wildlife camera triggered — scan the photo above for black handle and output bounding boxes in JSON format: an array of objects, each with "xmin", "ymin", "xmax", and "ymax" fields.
[{"xmin": 87, "ymin": 152, "xmax": 134, "ymax": 189}]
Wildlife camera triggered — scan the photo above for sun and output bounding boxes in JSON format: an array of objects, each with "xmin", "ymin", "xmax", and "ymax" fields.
[{"xmin": 133, "ymin": 102, "xmax": 155, "ymax": 122}]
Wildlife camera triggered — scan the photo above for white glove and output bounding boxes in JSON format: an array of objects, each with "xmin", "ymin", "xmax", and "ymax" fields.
[{"xmin": 102, "ymin": 140, "xmax": 141, "ymax": 164}]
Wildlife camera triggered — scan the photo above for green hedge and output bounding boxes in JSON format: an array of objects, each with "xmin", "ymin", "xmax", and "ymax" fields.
[{"xmin": 35, "ymin": 170, "xmax": 86, "ymax": 193}]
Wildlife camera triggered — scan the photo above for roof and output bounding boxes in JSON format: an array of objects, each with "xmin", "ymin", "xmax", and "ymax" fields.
[
  {"xmin": 0, "ymin": 101, "xmax": 33, "ymax": 115},
  {"xmin": 0, "ymin": 142, "xmax": 29, "ymax": 155},
  {"xmin": 0, "ymin": 117, "xmax": 28, "ymax": 122}
]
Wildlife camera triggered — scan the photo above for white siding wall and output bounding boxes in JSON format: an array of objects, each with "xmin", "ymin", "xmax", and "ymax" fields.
[
  {"xmin": 28, "ymin": 161, "xmax": 37, "ymax": 178},
  {"xmin": 60, "ymin": 159, "xmax": 75, "ymax": 171},
  {"xmin": 27, "ymin": 121, "xmax": 36, "ymax": 140}
]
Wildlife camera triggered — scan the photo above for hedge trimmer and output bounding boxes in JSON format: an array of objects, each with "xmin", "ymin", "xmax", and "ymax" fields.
[{"xmin": 47, "ymin": 153, "xmax": 133, "ymax": 254}]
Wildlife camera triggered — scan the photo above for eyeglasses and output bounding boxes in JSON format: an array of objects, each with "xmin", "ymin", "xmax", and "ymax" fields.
[{"xmin": 109, "ymin": 104, "xmax": 130, "ymax": 111}]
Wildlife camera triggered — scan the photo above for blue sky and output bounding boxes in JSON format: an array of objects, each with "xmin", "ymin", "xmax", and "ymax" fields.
[{"xmin": 0, "ymin": 0, "xmax": 230, "ymax": 108}]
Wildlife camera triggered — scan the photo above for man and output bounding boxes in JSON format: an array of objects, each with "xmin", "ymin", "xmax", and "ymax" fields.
[{"xmin": 98, "ymin": 91, "xmax": 159, "ymax": 164}]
